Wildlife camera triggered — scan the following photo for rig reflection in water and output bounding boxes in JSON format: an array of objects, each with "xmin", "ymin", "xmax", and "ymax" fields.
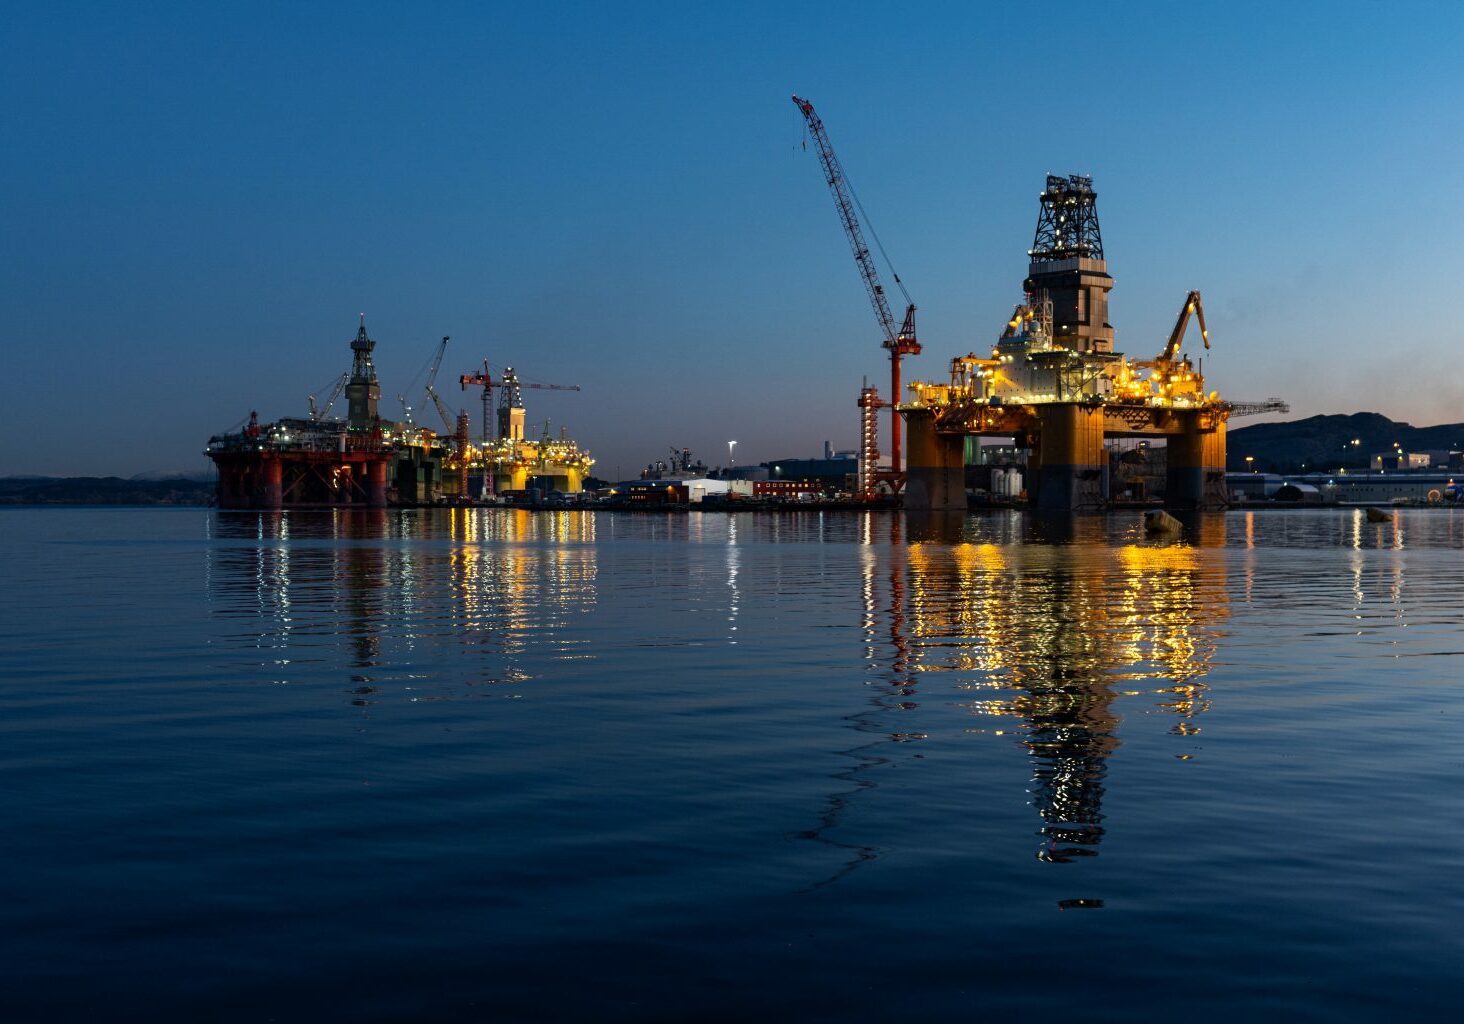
[
  {"xmin": 206, "ymin": 507, "xmax": 1229, "ymax": 870},
  {"xmin": 205, "ymin": 508, "xmax": 600, "ymax": 705},
  {"xmin": 870, "ymin": 512, "xmax": 1228, "ymax": 862}
]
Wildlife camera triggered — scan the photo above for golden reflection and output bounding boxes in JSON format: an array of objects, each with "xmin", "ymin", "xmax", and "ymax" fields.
[
  {"xmin": 900, "ymin": 517, "xmax": 1229, "ymax": 861},
  {"xmin": 447, "ymin": 509, "xmax": 598, "ymax": 671},
  {"xmin": 725, "ymin": 515, "xmax": 741, "ymax": 645},
  {"xmin": 209, "ymin": 508, "xmax": 599, "ymax": 705}
]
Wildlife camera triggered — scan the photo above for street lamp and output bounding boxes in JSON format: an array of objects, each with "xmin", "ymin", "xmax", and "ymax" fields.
[
  {"xmin": 728, "ymin": 440, "xmax": 737, "ymax": 468},
  {"xmin": 1245, "ymin": 455, "xmax": 1255, "ymax": 473}
]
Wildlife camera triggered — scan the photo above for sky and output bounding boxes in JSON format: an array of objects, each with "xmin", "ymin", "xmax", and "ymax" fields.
[{"xmin": 4, "ymin": 0, "xmax": 1464, "ymax": 477}]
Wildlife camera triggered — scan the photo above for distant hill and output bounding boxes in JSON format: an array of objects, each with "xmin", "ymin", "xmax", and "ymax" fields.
[
  {"xmin": 129, "ymin": 469, "xmax": 215, "ymax": 482},
  {"xmin": 0, "ymin": 476, "xmax": 215, "ymax": 506},
  {"xmin": 1228, "ymin": 413, "xmax": 1464, "ymax": 473}
]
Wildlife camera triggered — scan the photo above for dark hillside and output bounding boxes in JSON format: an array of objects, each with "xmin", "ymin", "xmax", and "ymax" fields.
[
  {"xmin": 0, "ymin": 477, "xmax": 214, "ymax": 505},
  {"xmin": 1227, "ymin": 413, "xmax": 1464, "ymax": 473}
]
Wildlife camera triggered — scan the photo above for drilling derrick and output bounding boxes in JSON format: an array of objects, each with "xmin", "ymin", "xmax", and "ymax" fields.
[
  {"xmin": 345, "ymin": 315, "xmax": 381, "ymax": 429},
  {"xmin": 1025, "ymin": 175, "xmax": 1114, "ymax": 354},
  {"xmin": 498, "ymin": 367, "xmax": 526, "ymax": 441},
  {"xmin": 792, "ymin": 95, "xmax": 919, "ymax": 493}
]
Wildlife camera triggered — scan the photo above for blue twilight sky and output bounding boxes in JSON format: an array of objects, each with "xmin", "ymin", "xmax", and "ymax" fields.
[{"xmin": 4, "ymin": 1, "xmax": 1463, "ymax": 477}]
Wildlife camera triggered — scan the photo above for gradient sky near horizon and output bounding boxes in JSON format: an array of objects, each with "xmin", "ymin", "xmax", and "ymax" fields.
[{"xmin": 4, "ymin": 1, "xmax": 1464, "ymax": 477}]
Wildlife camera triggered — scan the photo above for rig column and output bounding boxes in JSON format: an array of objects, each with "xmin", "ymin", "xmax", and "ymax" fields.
[
  {"xmin": 214, "ymin": 460, "xmax": 242, "ymax": 509},
  {"xmin": 367, "ymin": 460, "xmax": 388, "ymax": 508},
  {"xmin": 1031, "ymin": 404, "xmax": 1107, "ymax": 513},
  {"xmin": 260, "ymin": 458, "xmax": 283, "ymax": 510},
  {"xmin": 902, "ymin": 409, "xmax": 965, "ymax": 511},
  {"xmin": 1166, "ymin": 415, "xmax": 1228, "ymax": 510}
]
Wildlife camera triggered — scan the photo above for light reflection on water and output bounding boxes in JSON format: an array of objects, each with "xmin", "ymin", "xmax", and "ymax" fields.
[
  {"xmin": 5, "ymin": 506, "xmax": 1464, "ymax": 1019},
  {"xmin": 199, "ymin": 506, "xmax": 1454, "ymax": 874}
]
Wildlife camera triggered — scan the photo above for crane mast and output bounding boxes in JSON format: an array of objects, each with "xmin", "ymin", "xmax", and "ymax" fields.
[{"xmin": 792, "ymin": 94, "xmax": 919, "ymax": 488}]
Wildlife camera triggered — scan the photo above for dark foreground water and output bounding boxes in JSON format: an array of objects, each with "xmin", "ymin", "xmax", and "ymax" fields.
[{"xmin": 3, "ymin": 507, "xmax": 1463, "ymax": 1021}]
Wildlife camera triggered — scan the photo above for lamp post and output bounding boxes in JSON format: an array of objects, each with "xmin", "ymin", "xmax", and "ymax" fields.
[
  {"xmin": 1245, "ymin": 455, "xmax": 1255, "ymax": 473},
  {"xmin": 728, "ymin": 440, "xmax": 737, "ymax": 468}
]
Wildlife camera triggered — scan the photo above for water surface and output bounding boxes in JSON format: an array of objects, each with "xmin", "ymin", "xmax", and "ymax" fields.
[{"xmin": 3, "ymin": 507, "xmax": 1462, "ymax": 1020}]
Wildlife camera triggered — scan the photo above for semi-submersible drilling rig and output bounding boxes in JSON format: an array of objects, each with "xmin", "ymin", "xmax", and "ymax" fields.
[{"xmin": 902, "ymin": 174, "xmax": 1256, "ymax": 514}]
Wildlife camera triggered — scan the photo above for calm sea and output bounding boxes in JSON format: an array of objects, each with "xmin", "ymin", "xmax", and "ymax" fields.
[{"xmin": 3, "ymin": 507, "xmax": 1462, "ymax": 1021}]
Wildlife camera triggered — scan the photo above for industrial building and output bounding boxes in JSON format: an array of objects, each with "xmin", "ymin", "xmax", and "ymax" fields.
[
  {"xmin": 1231, "ymin": 471, "xmax": 1463, "ymax": 505},
  {"xmin": 764, "ymin": 455, "xmax": 858, "ymax": 493},
  {"xmin": 616, "ymin": 478, "xmax": 753, "ymax": 504}
]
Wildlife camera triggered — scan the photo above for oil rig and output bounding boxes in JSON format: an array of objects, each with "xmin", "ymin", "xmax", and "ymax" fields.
[
  {"xmin": 901, "ymin": 174, "xmax": 1242, "ymax": 513},
  {"xmin": 206, "ymin": 319, "xmax": 592, "ymax": 508},
  {"xmin": 792, "ymin": 97, "xmax": 1275, "ymax": 513},
  {"xmin": 455, "ymin": 363, "xmax": 593, "ymax": 498}
]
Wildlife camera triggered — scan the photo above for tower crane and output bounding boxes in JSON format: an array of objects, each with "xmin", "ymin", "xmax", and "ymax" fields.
[
  {"xmin": 308, "ymin": 372, "xmax": 349, "ymax": 422},
  {"xmin": 792, "ymin": 94, "xmax": 920, "ymax": 488},
  {"xmin": 459, "ymin": 362, "xmax": 581, "ymax": 443}
]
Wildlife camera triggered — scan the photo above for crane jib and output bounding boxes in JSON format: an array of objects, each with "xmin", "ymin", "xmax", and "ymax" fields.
[{"xmin": 792, "ymin": 94, "xmax": 906, "ymax": 348}]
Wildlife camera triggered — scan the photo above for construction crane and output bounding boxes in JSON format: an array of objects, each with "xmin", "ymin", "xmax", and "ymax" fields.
[
  {"xmin": 421, "ymin": 336, "xmax": 455, "ymax": 431},
  {"xmin": 1157, "ymin": 291, "xmax": 1209, "ymax": 363},
  {"xmin": 308, "ymin": 372, "xmax": 349, "ymax": 422},
  {"xmin": 397, "ymin": 335, "xmax": 453, "ymax": 428},
  {"xmin": 423, "ymin": 336, "xmax": 449, "ymax": 399},
  {"xmin": 424, "ymin": 384, "xmax": 456, "ymax": 433},
  {"xmin": 459, "ymin": 362, "xmax": 581, "ymax": 443},
  {"xmin": 792, "ymin": 94, "xmax": 920, "ymax": 487},
  {"xmin": 396, "ymin": 394, "xmax": 417, "ymax": 426}
]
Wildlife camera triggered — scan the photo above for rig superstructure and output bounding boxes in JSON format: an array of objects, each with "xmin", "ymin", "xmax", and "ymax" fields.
[{"xmin": 903, "ymin": 174, "xmax": 1250, "ymax": 513}]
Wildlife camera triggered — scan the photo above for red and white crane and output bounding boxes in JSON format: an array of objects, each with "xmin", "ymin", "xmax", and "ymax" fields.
[{"xmin": 459, "ymin": 362, "xmax": 580, "ymax": 443}]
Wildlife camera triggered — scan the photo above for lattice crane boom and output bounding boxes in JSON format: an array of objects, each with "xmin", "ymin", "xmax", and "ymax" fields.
[
  {"xmin": 424, "ymin": 336, "xmax": 449, "ymax": 393},
  {"xmin": 791, "ymin": 95, "xmax": 906, "ymax": 349},
  {"xmin": 792, "ymin": 94, "xmax": 920, "ymax": 489},
  {"xmin": 425, "ymin": 384, "xmax": 456, "ymax": 432},
  {"xmin": 308, "ymin": 372, "xmax": 349, "ymax": 422}
]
